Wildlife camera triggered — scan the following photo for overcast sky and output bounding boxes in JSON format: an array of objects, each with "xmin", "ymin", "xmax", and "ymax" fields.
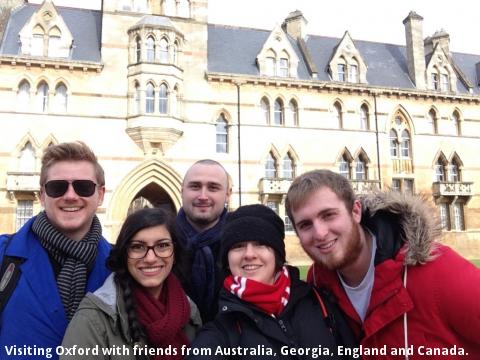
[{"xmin": 32, "ymin": 0, "xmax": 480, "ymax": 54}]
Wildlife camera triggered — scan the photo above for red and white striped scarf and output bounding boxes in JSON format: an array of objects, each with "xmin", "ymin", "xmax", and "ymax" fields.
[{"xmin": 224, "ymin": 266, "xmax": 291, "ymax": 317}]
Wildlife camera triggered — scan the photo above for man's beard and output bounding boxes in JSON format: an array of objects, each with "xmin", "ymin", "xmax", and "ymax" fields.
[{"xmin": 315, "ymin": 219, "xmax": 363, "ymax": 271}]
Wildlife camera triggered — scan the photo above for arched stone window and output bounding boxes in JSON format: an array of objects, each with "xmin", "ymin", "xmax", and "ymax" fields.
[
  {"xmin": 19, "ymin": 142, "xmax": 36, "ymax": 172},
  {"xmin": 288, "ymin": 100, "xmax": 298, "ymax": 126},
  {"xmin": 282, "ymin": 153, "xmax": 294, "ymax": 179},
  {"xmin": 333, "ymin": 102, "xmax": 343, "ymax": 128},
  {"xmin": 145, "ymin": 82, "xmax": 155, "ymax": 113},
  {"xmin": 54, "ymin": 83, "xmax": 67, "ymax": 112},
  {"xmin": 360, "ymin": 104, "xmax": 369, "ymax": 130},
  {"xmin": 159, "ymin": 38, "xmax": 169, "ymax": 63},
  {"xmin": 159, "ymin": 83, "xmax": 168, "ymax": 114},
  {"xmin": 261, "ymin": 98, "xmax": 270, "ymax": 124},
  {"xmin": 135, "ymin": 36, "xmax": 141, "ymax": 62},
  {"xmin": 146, "ymin": 36, "xmax": 155, "ymax": 62},
  {"xmin": 18, "ymin": 80, "xmax": 30, "ymax": 109},
  {"xmin": 265, "ymin": 152, "xmax": 277, "ymax": 178},
  {"xmin": 37, "ymin": 82, "xmax": 49, "ymax": 112},
  {"xmin": 274, "ymin": 99, "xmax": 284, "ymax": 125},
  {"xmin": 216, "ymin": 113, "xmax": 228, "ymax": 153},
  {"xmin": 400, "ymin": 130, "xmax": 411, "ymax": 158}
]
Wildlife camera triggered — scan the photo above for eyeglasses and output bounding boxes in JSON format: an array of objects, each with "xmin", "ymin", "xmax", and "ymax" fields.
[
  {"xmin": 127, "ymin": 241, "xmax": 174, "ymax": 259},
  {"xmin": 44, "ymin": 180, "xmax": 98, "ymax": 198}
]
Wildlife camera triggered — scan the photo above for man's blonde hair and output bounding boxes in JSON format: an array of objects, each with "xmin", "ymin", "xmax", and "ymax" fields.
[{"xmin": 40, "ymin": 141, "xmax": 105, "ymax": 186}]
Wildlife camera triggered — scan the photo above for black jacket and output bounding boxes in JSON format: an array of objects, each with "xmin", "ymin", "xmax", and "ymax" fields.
[{"xmin": 187, "ymin": 267, "xmax": 356, "ymax": 360}]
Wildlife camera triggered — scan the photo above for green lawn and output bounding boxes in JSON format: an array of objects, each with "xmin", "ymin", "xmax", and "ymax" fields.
[{"xmin": 297, "ymin": 260, "xmax": 480, "ymax": 279}]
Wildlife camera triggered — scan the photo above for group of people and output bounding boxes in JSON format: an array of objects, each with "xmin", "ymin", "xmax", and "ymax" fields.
[{"xmin": 0, "ymin": 141, "xmax": 478, "ymax": 360}]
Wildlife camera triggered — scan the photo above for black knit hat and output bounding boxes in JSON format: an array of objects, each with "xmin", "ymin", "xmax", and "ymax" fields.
[{"xmin": 220, "ymin": 204, "xmax": 286, "ymax": 269}]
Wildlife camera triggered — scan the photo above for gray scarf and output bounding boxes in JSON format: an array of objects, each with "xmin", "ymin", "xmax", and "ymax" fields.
[{"xmin": 32, "ymin": 211, "xmax": 101, "ymax": 320}]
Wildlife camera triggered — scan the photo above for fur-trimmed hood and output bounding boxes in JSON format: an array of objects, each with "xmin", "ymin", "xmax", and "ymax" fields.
[{"xmin": 359, "ymin": 191, "xmax": 442, "ymax": 266}]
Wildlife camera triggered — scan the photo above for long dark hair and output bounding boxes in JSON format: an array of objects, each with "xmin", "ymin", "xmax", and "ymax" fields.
[{"xmin": 106, "ymin": 207, "xmax": 187, "ymax": 345}]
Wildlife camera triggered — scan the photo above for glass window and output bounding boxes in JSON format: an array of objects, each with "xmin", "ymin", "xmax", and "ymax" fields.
[
  {"xmin": 404, "ymin": 179, "xmax": 414, "ymax": 195},
  {"xmin": 135, "ymin": 37, "xmax": 141, "ymax": 62},
  {"xmin": 31, "ymin": 34, "xmax": 44, "ymax": 56},
  {"xmin": 135, "ymin": 83, "xmax": 141, "ymax": 113},
  {"xmin": 289, "ymin": 100, "xmax": 298, "ymax": 126},
  {"xmin": 440, "ymin": 73, "xmax": 449, "ymax": 92},
  {"xmin": 145, "ymin": 83, "xmax": 154, "ymax": 113},
  {"xmin": 390, "ymin": 129, "xmax": 398, "ymax": 157},
  {"xmin": 391, "ymin": 179, "xmax": 401, "ymax": 192},
  {"xmin": 266, "ymin": 57, "xmax": 275, "ymax": 76},
  {"xmin": 159, "ymin": 38, "xmax": 169, "ymax": 63},
  {"xmin": 355, "ymin": 158, "xmax": 366, "ymax": 180},
  {"xmin": 400, "ymin": 130, "xmax": 410, "ymax": 158},
  {"xmin": 432, "ymin": 73, "xmax": 439, "ymax": 90},
  {"xmin": 16, "ymin": 200, "xmax": 33, "ymax": 231},
  {"xmin": 261, "ymin": 98, "xmax": 270, "ymax": 124},
  {"xmin": 18, "ymin": 81, "xmax": 30, "ymax": 108},
  {"xmin": 337, "ymin": 63, "xmax": 346, "ymax": 82},
  {"xmin": 48, "ymin": 35, "xmax": 61, "ymax": 57},
  {"xmin": 284, "ymin": 215, "xmax": 294, "ymax": 232},
  {"xmin": 146, "ymin": 36, "xmax": 155, "ymax": 62},
  {"xmin": 274, "ymin": 99, "xmax": 283, "ymax": 125},
  {"xmin": 448, "ymin": 164, "xmax": 459, "ymax": 182},
  {"xmin": 334, "ymin": 103, "xmax": 342, "ymax": 128},
  {"xmin": 265, "ymin": 152, "xmax": 277, "ymax": 178},
  {"xmin": 339, "ymin": 155, "xmax": 350, "ymax": 179},
  {"xmin": 428, "ymin": 110, "xmax": 438, "ymax": 134},
  {"xmin": 216, "ymin": 114, "xmax": 228, "ymax": 153},
  {"xmin": 434, "ymin": 160, "xmax": 445, "ymax": 182},
  {"xmin": 159, "ymin": 84, "xmax": 168, "ymax": 114},
  {"xmin": 37, "ymin": 82, "xmax": 49, "ymax": 112},
  {"xmin": 360, "ymin": 105, "xmax": 368, "ymax": 130},
  {"xmin": 439, "ymin": 203, "xmax": 450, "ymax": 230},
  {"xmin": 279, "ymin": 58, "xmax": 289, "ymax": 77},
  {"xmin": 453, "ymin": 203, "xmax": 465, "ymax": 231},
  {"xmin": 266, "ymin": 201, "xmax": 279, "ymax": 214},
  {"xmin": 172, "ymin": 42, "xmax": 178, "ymax": 64},
  {"xmin": 282, "ymin": 154, "xmax": 294, "ymax": 179},
  {"xmin": 54, "ymin": 83, "xmax": 67, "ymax": 112},
  {"xmin": 349, "ymin": 64, "xmax": 358, "ymax": 83},
  {"xmin": 19, "ymin": 142, "xmax": 36, "ymax": 172},
  {"xmin": 452, "ymin": 112, "xmax": 461, "ymax": 136}
]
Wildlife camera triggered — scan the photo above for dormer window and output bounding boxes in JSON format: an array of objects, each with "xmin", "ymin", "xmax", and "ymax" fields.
[
  {"xmin": 31, "ymin": 29, "xmax": 44, "ymax": 56},
  {"xmin": 337, "ymin": 63, "xmax": 346, "ymax": 82},
  {"xmin": 440, "ymin": 74, "xmax": 449, "ymax": 91},
  {"xmin": 279, "ymin": 58, "xmax": 289, "ymax": 77},
  {"xmin": 431, "ymin": 73, "xmax": 439, "ymax": 90},
  {"xmin": 349, "ymin": 64, "xmax": 358, "ymax": 83},
  {"xmin": 266, "ymin": 57, "xmax": 275, "ymax": 76}
]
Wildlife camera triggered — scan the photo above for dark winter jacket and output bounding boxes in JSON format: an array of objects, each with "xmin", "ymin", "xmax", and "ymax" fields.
[
  {"xmin": 187, "ymin": 266, "xmax": 356, "ymax": 360},
  {"xmin": 0, "ymin": 216, "xmax": 111, "ymax": 360},
  {"xmin": 309, "ymin": 191, "xmax": 480, "ymax": 359}
]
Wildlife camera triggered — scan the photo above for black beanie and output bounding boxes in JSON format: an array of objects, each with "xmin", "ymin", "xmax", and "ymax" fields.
[{"xmin": 220, "ymin": 204, "xmax": 286, "ymax": 269}]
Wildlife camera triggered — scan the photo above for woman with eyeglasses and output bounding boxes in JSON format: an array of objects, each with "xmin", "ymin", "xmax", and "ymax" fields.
[{"xmin": 61, "ymin": 208, "xmax": 202, "ymax": 360}]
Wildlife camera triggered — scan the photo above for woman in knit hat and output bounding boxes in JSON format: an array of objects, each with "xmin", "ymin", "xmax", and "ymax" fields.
[{"xmin": 187, "ymin": 204, "xmax": 356, "ymax": 360}]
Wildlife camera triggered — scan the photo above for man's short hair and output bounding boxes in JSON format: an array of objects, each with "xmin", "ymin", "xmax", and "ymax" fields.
[
  {"xmin": 286, "ymin": 169, "xmax": 356, "ymax": 226},
  {"xmin": 40, "ymin": 141, "xmax": 105, "ymax": 186},
  {"xmin": 184, "ymin": 159, "xmax": 231, "ymax": 188}
]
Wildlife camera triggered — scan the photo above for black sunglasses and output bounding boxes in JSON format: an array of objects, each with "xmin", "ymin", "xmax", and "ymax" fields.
[{"xmin": 44, "ymin": 180, "xmax": 98, "ymax": 198}]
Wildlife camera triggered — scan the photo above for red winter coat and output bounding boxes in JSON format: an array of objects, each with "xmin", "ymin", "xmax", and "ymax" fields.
[{"xmin": 308, "ymin": 192, "xmax": 480, "ymax": 360}]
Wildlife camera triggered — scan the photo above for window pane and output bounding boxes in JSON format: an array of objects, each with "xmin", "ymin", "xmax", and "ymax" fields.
[
  {"xmin": 334, "ymin": 104, "xmax": 342, "ymax": 128},
  {"xmin": 434, "ymin": 162, "xmax": 445, "ymax": 182},
  {"xmin": 159, "ymin": 84, "xmax": 168, "ymax": 114},
  {"xmin": 432, "ymin": 73, "xmax": 439, "ymax": 90},
  {"xmin": 439, "ymin": 203, "xmax": 450, "ymax": 230},
  {"xmin": 135, "ymin": 84, "xmax": 141, "ymax": 113},
  {"xmin": 401, "ymin": 130, "xmax": 410, "ymax": 157},
  {"xmin": 339, "ymin": 157, "xmax": 350, "ymax": 179},
  {"xmin": 265, "ymin": 153, "xmax": 276, "ymax": 178},
  {"xmin": 448, "ymin": 164, "xmax": 459, "ymax": 182},
  {"xmin": 360, "ymin": 106, "xmax": 368, "ymax": 130},
  {"xmin": 279, "ymin": 58, "xmax": 288, "ymax": 77},
  {"xmin": 440, "ymin": 74, "xmax": 449, "ymax": 91},
  {"xmin": 337, "ymin": 64, "xmax": 346, "ymax": 82},
  {"xmin": 404, "ymin": 179, "xmax": 414, "ymax": 195},
  {"xmin": 289, "ymin": 101, "xmax": 298, "ymax": 125},
  {"xmin": 16, "ymin": 200, "xmax": 33, "ymax": 230},
  {"xmin": 274, "ymin": 100, "xmax": 283, "ymax": 125},
  {"xmin": 48, "ymin": 35, "xmax": 61, "ymax": 57},
  {"xmin": 349, "ymin": 64, "xmax": 358, "ymax": 83},
  {"xmin": 159, "ymin": 39, "xmax": 168, "ymax": 63},
  {"xmin": 37, "ymin": 83, "xmax": 49, "ymax": 112},
  {"xmin": 31, "ymin": 34, "xmax": 43, "ymax": 56},
  {"xmin": 284, "ymin": 215, "xmax": 294, "ymax": 232},
  {"xmin": 216, "ymin": 115, "xmax": 228, "ymax": 153},
  {"xmin": 282, "ymin": 154, "xmax": 293, "ymax": 179},
  {"xmin": 146, "ymin": 83, "xmax": 154, "ymax": 113},
  {"xmin": 266, "ymin": 57, "xmax": 275, "ymax": 76},
  {"xmin": 390, "ymin": 130, "xmax": 398, "ymax": 157},
  {"xmin": 453, "ymin": 203, "xmax": 465, "ymax": 231},
  {"xmin": 55, "ymin": 84, "xmax": 67, "ymax": 112},
  {"xmin": 266, "ymin": 201, "xmax": 279, "ymax": 214},
  {"xmin": 355, "ymin": 159, "xmax": 366, "ymax": 180},
  {"xmin": 136, "ymin": 37, "xmax": 141, "ymax": 62},
  {"xmin": 18, "ymin": 81, "xmax": 30, "ymax": 108},
  {"xmin": 146, "ymin": 37, "xmax": 155, "ymax": 61},
  {"xmin": 391, "ymin": 179, "xmax": 400, "ymax": 192},
  {"xmin": 261, "ymin": 99, "xmax": 270, "ymax": 123}
]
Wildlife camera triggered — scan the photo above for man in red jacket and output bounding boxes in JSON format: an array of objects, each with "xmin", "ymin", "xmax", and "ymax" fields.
[{"xmin": 286, "ymin": 169, "xmax": 480, "ymax": 359}]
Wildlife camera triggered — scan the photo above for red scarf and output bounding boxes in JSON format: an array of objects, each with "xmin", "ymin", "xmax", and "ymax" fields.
[
  {"xmin": 134, "ymin": 274, "xmax": 190, "ymax": 360},
  {"xmin": 224, "ymin": 266, "xmax": 291, "ymax": 317}
]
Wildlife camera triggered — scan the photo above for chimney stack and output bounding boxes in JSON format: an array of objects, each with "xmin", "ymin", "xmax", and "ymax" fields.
[
  {"xmin": 282, "ymin": 10, "xmax": 307, "ymax": 40},
  {"xmin": 403, "ymin": 11, "xmax": 426, "ymax": 89},
  {"xmin": 424, "ymin": 29, "xmax": 450, "ymax": 56}
]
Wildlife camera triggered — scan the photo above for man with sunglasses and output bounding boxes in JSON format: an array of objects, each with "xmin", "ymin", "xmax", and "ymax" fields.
[{"xmin": 0, "ymin": 141, "xmax": 111, "ymax": 360}]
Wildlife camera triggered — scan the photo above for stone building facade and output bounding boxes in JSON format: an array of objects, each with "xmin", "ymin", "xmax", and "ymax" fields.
[{"xmin": 0, "ymin": 0, "xmax": 479, "ymax": 262}]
